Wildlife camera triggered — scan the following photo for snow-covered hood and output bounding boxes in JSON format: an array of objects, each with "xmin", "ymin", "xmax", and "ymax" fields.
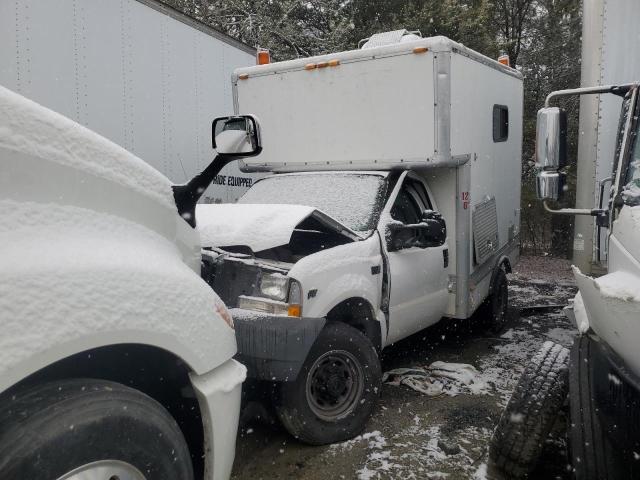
[{"xmin": 196, "ymin": 203, "xmax": 360, "ymax": 252}]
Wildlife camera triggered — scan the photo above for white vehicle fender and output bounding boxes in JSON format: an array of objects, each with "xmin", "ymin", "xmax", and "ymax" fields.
[{"xmin": 288, "ymin": 235, "xmax": 384, "ymax": 322}]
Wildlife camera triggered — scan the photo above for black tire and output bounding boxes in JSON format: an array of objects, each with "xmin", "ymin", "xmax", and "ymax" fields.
[
  {"xmin": 275, "ymin": 322, "xmax": 381, "ymax": 445},
  {"xmin": 489, "ymin": 341, "xmax": 569, "ymax": 479},
  {"xmin": 0, "ymin": 379, "xmax": 194, "ymax": 480},
  {"xmin": 569, "ymin": 335, "xmax": 614, "ymax": 480},
  {"xmin": 479, "ymin": 267, "xmax": 509, "ymax": 332}
]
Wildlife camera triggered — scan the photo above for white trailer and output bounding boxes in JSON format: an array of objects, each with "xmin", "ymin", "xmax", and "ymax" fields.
[
  {"xmin": 574, "ymin": 0, "xmax": 640, "ymax": 272},
  {"xmin": 0, "ymin": 0, "xmax": 260, "ymax": 202},
  {"xmin": 198, "ymin": 32, "xmax": 523, "ymax": 444}
]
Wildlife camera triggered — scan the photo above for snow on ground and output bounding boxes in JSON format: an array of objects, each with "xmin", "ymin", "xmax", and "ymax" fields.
[{"xmin": 329, "ymin": 418, "xmax": 492, "ymax": 480}]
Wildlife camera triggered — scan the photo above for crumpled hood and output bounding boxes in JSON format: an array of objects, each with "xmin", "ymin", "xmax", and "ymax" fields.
[{"xmin": 196, "ymin": 203, "xmax": 360, "ymax": 253}]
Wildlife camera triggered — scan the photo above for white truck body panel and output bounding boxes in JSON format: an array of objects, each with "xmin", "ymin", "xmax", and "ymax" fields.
[
  {"xmin": 236, "ymin": 47, "xmax": 435, "ymax": 170},
  {"xmin": 0, "ymin": 0, "xmax": 260, "ymax": 203}
]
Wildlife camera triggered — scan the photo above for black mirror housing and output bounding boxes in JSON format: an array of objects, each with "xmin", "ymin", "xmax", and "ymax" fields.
[
  {"xmin": 385, "ymin": 212, "xmax": 446, "ymax": 252},
  {"xmin": 421, "ymin": 210, "xmax": 447, "ymax": 246},
  {"xmin": 212, "ymin": 115, "xmax": 262, "ymax": 157}
]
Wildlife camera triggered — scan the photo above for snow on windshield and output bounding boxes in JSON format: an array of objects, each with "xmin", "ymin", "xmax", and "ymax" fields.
[{"xmin": 238, "ymin": 173, "xmax": 386, "ymax": 234}]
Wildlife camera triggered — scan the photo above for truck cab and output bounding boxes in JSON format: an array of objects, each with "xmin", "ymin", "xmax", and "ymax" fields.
[{"xmin": 534, "ymin": 83, "xmax": 640, "ymax": 478}]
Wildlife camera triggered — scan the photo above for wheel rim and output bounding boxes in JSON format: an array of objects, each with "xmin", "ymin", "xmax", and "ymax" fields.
[
  {"xmin": 56, "ymin": 460, "xmax": 147, "ymax": 480},
  {"xmin": 305, "ymin": 350, "xmax": 364, "ymax": 422}
]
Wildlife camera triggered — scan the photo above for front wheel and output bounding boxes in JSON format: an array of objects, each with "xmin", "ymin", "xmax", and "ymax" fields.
[
  {"xmin": 275, "ymin": 322, "xmax": 381, "ymax": 445},
  {"xmin": 0, "ymin": 379, "xmax": 194, "ymax": 480}
]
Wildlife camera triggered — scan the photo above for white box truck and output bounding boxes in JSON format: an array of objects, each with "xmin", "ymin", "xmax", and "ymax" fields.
[
  {"xmin": 0, "ymin": 0, "xmax": 261, "ymax": 203},
  {"xmin": 197, "ymin": 31, "xmax": 523, "ymax": 444}
]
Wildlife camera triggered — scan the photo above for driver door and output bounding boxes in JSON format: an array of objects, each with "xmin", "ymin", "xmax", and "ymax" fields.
[{"xmin": 380, "ymin": 173, "xmax": 449, "ymax": 344}]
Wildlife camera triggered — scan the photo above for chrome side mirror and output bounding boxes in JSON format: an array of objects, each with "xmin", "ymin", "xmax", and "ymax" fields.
[
  {"xmin": 212, "ymin": 115, "xmax": 262, "ymax": 157},
  {"xmin": 536, "ymin": 107, "xmax": 567, "ymax": 169},
  {"xmin": 536, "ymin": 171, "xmax": 565, "ymax": 201}
]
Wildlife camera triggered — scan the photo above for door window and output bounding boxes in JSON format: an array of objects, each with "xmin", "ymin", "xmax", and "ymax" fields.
[
  {"xmin": 390, "ymin": 189, "xmax": 421, "ymax": 224},
  {"xmin": 390, "ymin": 177, "xmax": 432, "ymax": 224}
]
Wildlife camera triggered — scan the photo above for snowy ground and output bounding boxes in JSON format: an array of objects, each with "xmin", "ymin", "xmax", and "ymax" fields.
[{"xmin": 232, "ymin": 256, "xmax": 577, "ymax": 480}]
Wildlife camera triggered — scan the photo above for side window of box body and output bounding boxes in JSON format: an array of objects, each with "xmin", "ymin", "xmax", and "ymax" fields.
[{"xmin": 493, "ymin": 105, "xmax": 509, "ymax": 142}]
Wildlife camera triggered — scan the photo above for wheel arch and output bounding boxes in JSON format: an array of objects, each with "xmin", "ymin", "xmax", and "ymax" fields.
[
  {"xmin": 0, "ymin": 343, "xmax": 206, "ymax": 478},
  {"xmin": 326, "ymin": 297, "xmax": 382, "ymax": 352}
]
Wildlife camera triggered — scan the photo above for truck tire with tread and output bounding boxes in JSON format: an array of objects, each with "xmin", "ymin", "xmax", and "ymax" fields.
[
  {"xmin": 489, "ymin": 340, "xmax": 569, "ymax": 478},
  {"xmin": 0, "ymin": 379, "xmax": 194, "ymax": 480},
  {"xmin": 275, "ymin": 322, "xmax": 381, "ymax": 445}
]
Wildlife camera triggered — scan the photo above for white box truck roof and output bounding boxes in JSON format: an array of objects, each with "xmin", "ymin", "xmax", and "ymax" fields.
[{"xmin": 233, "ymin": 35, "xmax": 522, "ymax": 173}]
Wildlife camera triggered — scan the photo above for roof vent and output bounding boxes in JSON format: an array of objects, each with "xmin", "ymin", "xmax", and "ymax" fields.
[{"xmin": 359, "ymin": 29, "xmax": 423, "ymax": 49}]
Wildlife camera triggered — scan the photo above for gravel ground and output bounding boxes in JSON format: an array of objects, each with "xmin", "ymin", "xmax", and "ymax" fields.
[{"xmin": 231, "ymin": 256, "xmax": 577, "ymax": 480}]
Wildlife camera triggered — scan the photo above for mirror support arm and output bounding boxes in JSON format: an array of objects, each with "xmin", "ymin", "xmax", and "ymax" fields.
[
  {"xmin": 172, "ymin": 154, "xmax": 234, "ymax": 228},
  {"xmin": 542, "ymin": 199, "xmax": 606, "ymax": 217},
  {"xmin": 545, "ymin": 84, "xmax": 635, "ymax": 107}
]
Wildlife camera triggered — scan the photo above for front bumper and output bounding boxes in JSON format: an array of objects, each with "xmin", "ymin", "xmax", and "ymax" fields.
[
  {"xmin": 190, "ymin": 358, "xmax": 246, "ymax": 480},
  {"xmin": 231, "ymin": 308, "xmax": 325, "ymax": 381}
]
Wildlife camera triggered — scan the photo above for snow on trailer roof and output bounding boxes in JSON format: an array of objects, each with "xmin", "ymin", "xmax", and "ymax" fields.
[
  {"xmin": 0, "ymin": 84, "xmax": 174, "ymax": 208},
  {"xmin": 234, "ymin": 35, "xmax": 522, "ymax": 80}
]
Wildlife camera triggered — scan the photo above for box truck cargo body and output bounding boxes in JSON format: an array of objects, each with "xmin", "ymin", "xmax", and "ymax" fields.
[
  {"xmin": 197, "ymin": 33, "xmax": 523, "ymax": 445},
  {"xmin": 0, "ymin": 0, "xmax": 261, "ymax": 202}
]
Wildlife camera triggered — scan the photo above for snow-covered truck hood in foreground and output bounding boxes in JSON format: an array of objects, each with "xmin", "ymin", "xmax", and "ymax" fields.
[
  {"xmin": 0, "ymin": 85, "xmax": 237, "ymax": 390},
  {"xmin": 197, "ymin": 203, "xmax": 361, "ymax": 253}
]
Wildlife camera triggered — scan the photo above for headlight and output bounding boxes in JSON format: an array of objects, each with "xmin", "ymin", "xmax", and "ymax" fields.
[
  {"xmin": 239, "ymin": 277, "xmax": 303, "ymax": 317},
  {"xmin": 260, "ymin": 273, "xmax": 289, "ymax": 301}
]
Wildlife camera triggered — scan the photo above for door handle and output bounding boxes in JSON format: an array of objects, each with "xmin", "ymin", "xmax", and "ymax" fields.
[{"xmin": 443, "ymin": 249, "xmax": 449, "ymax": 268}]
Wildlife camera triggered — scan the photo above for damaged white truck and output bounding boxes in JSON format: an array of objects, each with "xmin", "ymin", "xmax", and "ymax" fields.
[{"xmin": 198, "ymin": 32, "xmax": 524, "ymax": 444}]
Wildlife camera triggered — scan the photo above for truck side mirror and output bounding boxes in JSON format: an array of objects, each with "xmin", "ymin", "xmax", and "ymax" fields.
[
  {"xmin": 421, "ymin": 210, "xmax": 447, "ymax": 247},
  {"xmin": 386, "ymin": 222, "xmax": 415, "ymax": 252},
  {"xmin": 212, "ymin": 115, "xmax": 262, "ymax": 157},
  {"xmin": 536, "ymin": 107, "xmax": 567, "ymax": 169},
  {"xmin": 536, "ymin": 171, "xmax": 565, "ymax": 201},
  {"xmin": 385, "ymin": 211, "xmax": 446, "ymax": 252}
]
